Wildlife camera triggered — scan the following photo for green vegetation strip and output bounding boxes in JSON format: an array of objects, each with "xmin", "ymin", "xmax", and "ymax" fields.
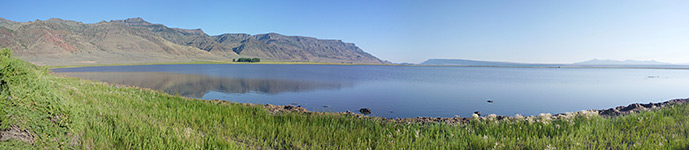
[{"xmin": 1, "ymin": 48, "xmax": 689, "ymax": 149}]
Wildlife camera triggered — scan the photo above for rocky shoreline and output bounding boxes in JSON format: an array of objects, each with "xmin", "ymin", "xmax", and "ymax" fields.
[
  {"xmin": 597, "ymin": 98, "xmax": 688, "ymax": 116},
  {"xmin": 236, "ymin": 98, "xmax": 689, "ymax": 124}
]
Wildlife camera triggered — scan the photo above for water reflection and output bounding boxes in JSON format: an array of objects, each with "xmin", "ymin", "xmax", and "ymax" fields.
[
  {"xmin": 54, "ymin": 64, "xmax": 689, "ymax": 118},
  {"xmin": 59, "ymin": 72, "xmax": 351, "ymax": 98}
]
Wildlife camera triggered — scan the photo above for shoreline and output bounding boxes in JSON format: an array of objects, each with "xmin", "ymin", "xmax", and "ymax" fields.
[
  {"xmin": 48, "ymin": 61, "xmax": 689, "ymax": 71},
  {"xmin": 46, "ymin": 61, "xmax": 403, "ymax": 69},
  {"xmin": 219, "ymin": 98, "xmax": 689, "ymax": 125}
]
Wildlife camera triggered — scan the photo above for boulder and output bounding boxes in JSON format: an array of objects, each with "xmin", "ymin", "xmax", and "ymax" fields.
[{"xmin": 359, "ymin": 108, "xmax": 372, "ymax": 115}]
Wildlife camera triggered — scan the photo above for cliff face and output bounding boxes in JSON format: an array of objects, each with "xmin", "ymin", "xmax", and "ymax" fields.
[{"xmin": 0, "ymin": 17, "xmax": 385, "ymax": 65}]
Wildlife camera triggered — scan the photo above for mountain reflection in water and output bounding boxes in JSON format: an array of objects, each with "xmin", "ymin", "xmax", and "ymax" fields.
[
  {"xmin": 58, "ymin": 72, "xmax": 351, "ymax": 98},
  {"xmin": 54, "ymin": 64, "xmax": 689, "ymax": 118}
]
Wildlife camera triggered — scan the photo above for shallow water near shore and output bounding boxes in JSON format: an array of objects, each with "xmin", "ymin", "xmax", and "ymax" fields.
[{"xmin": 53, "ymin": 64, "xmax": 689, "ymax": 118}]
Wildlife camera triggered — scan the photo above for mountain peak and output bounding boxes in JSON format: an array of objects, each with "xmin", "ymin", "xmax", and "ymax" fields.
[
  {"xmin": 124, "ymin": 17, "xmax": 146, "ymax": 22},
  {"xmin": 172, "ymin": 28, "xmax": 206, "ymax": 35},
  {"xmin": 111, "ymin": 17, "xmax": 153, "ymax": 26},
  {"xmin": 254, "ymin": 32, "xmax": 286, "ymax": 40},
  {"xmin": 0, "ymin": 17, "xmax": 18, "ymax": 27},
  {"xmin": 46, "ymin": 18, "xmax": 64, "ymax": 21}
]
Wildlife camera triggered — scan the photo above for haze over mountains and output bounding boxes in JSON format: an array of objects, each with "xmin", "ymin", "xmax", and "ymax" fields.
[
  {"xmin": 421, "ymin": 59, "xmax": 689, "ymax": 68},
  {"xmin": 0, "ymin": 17, "xmax": 385, "ymax": 65},
  {"xmin": 573, "ymin": 59, "xmax": 670, "ymax": 65},
  {"xmin": 421, "ymin": 59, "xmax": 530, "ymax": 66}
]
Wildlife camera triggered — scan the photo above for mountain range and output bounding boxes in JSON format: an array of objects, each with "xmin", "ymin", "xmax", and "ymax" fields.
[
  {"xmin": 421, "ymin": 59, "xmax": 529, "ymax": 66},
  {"xmin": 573, "ymin": 59, "xmax": 670, "ymax": 65},
  {"xmin": 420, "ymin": 59, "xmax": 689, "ymax": 68},
  {"xmin": 0, "ymin": 17, "xmax": 385, "ymax": 65}
]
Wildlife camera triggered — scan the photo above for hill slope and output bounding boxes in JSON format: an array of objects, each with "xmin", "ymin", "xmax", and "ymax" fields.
[{"xmin": 0, "ymin": 17, "xmax": 384, "ymax": 65}]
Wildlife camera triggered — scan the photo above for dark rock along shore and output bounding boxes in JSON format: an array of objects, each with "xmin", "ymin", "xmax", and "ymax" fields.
[
  {"xmin": 598, "ymin": 98, "xmax": 688, "ymax": 116},
  {"xmin": 208, "ymin": 98, "xmax": 689, "ymax": 124},
  {"xmin": 268, "ymin": 98, "xmax": 688, "ymax": 124}
]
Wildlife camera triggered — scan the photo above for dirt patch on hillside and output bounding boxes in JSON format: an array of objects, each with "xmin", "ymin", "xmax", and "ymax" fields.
[
  {"xmin": 68, "ymin": 132, "xmax": 83, "ymax": 148},
  {"xmin": 263, "ymin": 104, "xmax": 310, "ymax": 113},
  {"xmin": 0, "ymin": 125, "xmax": 35, "ymax": 144},
  {"xmin": 207, "ymin": 100, "xmax": 310, "ymax": 114}
]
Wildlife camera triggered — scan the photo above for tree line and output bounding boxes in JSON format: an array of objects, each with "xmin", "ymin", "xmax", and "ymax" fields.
[{"xmin": 232, "ymin": 58, "xmax": 261, "ymax": 62}]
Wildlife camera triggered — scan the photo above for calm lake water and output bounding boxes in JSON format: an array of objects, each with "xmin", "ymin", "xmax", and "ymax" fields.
[{"xmin": 53, "ymin": 64, "xmax": 689, "ymax": 118}]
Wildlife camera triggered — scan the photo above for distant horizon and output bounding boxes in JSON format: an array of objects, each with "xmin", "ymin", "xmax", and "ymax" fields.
[
  {"xmin": 3, "ymin": 0, "xmax": 688, "ymax": 64},
  {"xmin": 420, "ymin": 58, "xmax": 685, "ymax": 65}
]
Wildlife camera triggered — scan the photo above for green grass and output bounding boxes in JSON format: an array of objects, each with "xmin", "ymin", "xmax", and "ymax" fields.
[{"xmin": 2, "ymin": 48, "xmax": 689, "ymax": 149}]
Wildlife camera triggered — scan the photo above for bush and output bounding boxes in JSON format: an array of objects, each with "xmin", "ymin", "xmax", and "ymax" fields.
[
  {"xmin": 0, "ymin": 48, "xmax": 11, "ymax": 57},
  {"xmin": 236, "ymin": 58, "xmax": 260, "ymax": 62}
]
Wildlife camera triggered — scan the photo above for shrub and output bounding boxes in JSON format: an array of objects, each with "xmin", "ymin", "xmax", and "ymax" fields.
[
  {"xmin": 0, "ymin": 48, "xmax": 11, "ymax": 57},
  {"xmin": 236, "ymin": 58, "xmax": 261, "ymax": 62}
]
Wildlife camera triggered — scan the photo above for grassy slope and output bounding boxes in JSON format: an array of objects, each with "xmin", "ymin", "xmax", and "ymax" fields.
[{"xmin": 1, "ymin": 48, "xmax": 689, "ymax": 149}]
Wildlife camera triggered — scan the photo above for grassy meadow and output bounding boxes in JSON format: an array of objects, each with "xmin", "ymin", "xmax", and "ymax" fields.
[{"xmin": 1, "ymin": 48, "xmax": 689, "ymax": 149}]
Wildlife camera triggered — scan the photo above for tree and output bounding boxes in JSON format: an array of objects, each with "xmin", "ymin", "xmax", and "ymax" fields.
[{"xmin": 235, "ymin": 58, "xmax": 260, "ymax": 62}]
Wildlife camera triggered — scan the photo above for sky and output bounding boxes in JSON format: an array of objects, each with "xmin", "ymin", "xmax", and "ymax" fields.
[{"xmin": 3, "ymin": 0, "xmax": 689, "ymax": 64}]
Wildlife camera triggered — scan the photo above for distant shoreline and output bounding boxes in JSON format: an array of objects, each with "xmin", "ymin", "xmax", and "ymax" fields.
[
  {"xmin": 47, "ymin": 61, "xmax": 404, "ymax": 69},
  {"xmin": 48, "ymin": 61, "xmax": 689, "ymax": 70}
]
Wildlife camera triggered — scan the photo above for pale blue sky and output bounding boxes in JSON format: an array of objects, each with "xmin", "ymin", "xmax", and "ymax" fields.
[{"xmin": 3, "ymin": 0, "xmax": 689, "ymax": 63}]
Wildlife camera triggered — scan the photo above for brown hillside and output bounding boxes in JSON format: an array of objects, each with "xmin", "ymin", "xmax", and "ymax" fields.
[{"xmin": 0, "ymin": 17, "xmax": 385, "ymax": 65}]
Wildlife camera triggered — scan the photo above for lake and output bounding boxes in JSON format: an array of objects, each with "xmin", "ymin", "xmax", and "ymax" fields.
[{"xmin": 53, "ymin": 64, "xmax": 689, "ymax": 118}]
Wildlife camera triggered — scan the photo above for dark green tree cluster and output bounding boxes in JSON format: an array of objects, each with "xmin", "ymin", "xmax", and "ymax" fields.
[{"xmin": 233, "ymin": 58, "xmax": 261, "ymax": 62}]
